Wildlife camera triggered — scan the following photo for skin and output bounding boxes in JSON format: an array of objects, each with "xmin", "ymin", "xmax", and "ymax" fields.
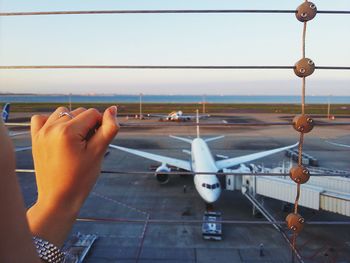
[
  {"xmin": 0, "ymin": 106, "xmax": 118, "ymax": 261},
  {"xmin": 0, "ymin": 119, "xmax": 40, "ymax": 263}
]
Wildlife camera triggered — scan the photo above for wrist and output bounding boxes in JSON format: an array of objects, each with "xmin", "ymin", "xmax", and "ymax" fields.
[{"xmin": 27, "ymin": 199, "xmax": 78, "ymax": 247}]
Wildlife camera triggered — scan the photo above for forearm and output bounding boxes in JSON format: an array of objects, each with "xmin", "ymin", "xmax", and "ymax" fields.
[
  {"xmin": 0, "ymin": 174, "xmax": 41, "ymax": 263},
  {"xmin": 0, "ymin": 121, "xmax": 40, "ymax": 263}
]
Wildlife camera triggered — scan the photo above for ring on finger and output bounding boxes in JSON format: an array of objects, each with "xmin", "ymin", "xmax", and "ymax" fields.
[{"xmin": 58, "ymin": 111, "xmax": 74, "ymax": 119}]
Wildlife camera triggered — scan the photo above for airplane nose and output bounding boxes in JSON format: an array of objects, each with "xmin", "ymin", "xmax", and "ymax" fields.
[{"xmin": 204, "ymin": 189, "xmax": 221, "ymax": 203}]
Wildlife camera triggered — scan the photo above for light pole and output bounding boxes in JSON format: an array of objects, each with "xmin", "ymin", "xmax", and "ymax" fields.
[
  {"xmin": 327, "ymin": 95, "xmax": 331, "ymax": 119},
  {"xmin": 202, "ymin": 94, "xmax": 206, "ymax": 114},
  {"xmin": 139, "ymin": 93, "xmax": 143, "ymax": 119},
  {"xmin": 68, "ymin": 93, "xmax": 72, "ymax": 111}
]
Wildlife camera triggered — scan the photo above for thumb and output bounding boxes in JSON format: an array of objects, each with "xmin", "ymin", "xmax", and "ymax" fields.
[{"xmin": 89, "ymin": 106, "xmax": 119, "ymax": 154}]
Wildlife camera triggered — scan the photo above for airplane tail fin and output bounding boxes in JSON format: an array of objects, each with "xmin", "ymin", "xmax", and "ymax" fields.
[
  {"xmin": 196, "ymin": 109, "xmax": 200, "ymax": 138},
  {"xmin": 2, "ymin": 103, "xmax": 10, "ymax": 122},
  {"xmin": 169, "ymin": 135, "xmax": 193, "ymax": 144}
]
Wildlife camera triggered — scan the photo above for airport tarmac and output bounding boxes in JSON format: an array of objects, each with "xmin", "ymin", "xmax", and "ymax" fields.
[{"xmin": 11, "ymin": 113, "xmax": 350, "ymax": 263}]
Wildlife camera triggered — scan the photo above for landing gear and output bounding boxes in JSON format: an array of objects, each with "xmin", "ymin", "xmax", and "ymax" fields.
[{"xmin": 205, "ymin": 203, "xmax": 214, "ymax": 212}]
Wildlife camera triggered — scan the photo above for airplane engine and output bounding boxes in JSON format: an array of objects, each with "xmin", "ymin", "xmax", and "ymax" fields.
[{"xmin": 155, "ymin": 165, "xmax": 171, "ymax": 184}]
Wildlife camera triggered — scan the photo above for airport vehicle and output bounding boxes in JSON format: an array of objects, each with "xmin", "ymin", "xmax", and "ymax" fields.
[
  {"xmin": 110, "ymin": 111, "xmax": 298, "ymax": 204},
  {"xmin": 148, "ymin": 110, "xmax": 209, "ymax": 121},
  {"xmin": 202, "ymin": 211, "xmax": 222, "ymax": 241},
  {"xmin": 285, "ymin": 149, "xmax": 318, "ymax": 166}
]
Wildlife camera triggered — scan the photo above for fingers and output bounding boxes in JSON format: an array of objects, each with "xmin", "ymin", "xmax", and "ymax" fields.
[
  {"xmin": 70, "ymin": 107, "xmax": 86, "ymax": 117},
  {"xmin": 31, "ymin": 107, "xmax": 86, "ymax": 135},
  {"xmin": 69, "ymin": 108, "xmax": 103, "ymax": 140},
  {"xmin": 44, "ymin": 106, "xmax": 69, "ymax": 127},
  {"xmin": 55, "ymin": 107, "xmax": 86, "ymax": 124},
  {"xmin": 89, "ymin": 106, "xmax": 119, "ymax": 153},
  {"xmin": 31, "ymin": 115, "xmax": 49, "ymax": 136},
  {"xmin": 31, "ymin": 106, "xmax": 118, "ymax": 154}
]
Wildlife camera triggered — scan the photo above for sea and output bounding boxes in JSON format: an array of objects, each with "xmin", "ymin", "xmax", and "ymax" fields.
[{"xmin": 0, "ymin": 94, "xmax": 349, "ymax": 104}]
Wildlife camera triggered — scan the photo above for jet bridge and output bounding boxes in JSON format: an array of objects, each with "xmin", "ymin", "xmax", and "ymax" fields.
[
  {"xmin": 241, "ymin": 168, "xmax": 350, "ymax": 217},
  {"xmin": 223, "ymin": 165, "xmax": 350, "ymax": 217}
]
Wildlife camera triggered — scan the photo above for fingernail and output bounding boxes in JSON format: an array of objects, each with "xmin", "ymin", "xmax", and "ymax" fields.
[{"xmin": 109, "ymin": 106, "xmax": 117, "ymax": 116}]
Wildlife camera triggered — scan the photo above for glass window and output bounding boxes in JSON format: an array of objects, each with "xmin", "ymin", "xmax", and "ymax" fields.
[{"xmin": 202, "ymin": 183, "xmax": 206, "ymax": 187}]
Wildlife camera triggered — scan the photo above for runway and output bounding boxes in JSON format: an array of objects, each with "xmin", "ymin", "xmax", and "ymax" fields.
[{"xmin": 12, "ymin": 113, "xmax": 350, "ymax": 262}]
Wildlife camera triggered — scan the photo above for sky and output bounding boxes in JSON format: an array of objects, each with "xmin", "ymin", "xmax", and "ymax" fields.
[{"xmin": 0, "ymin": 0, "xmax": 349, "ymax": 95}]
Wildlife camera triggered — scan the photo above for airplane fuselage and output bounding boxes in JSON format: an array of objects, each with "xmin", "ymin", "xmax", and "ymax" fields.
[
  {"xmin": 166, "ymin": 111, "xmax": 182, "ymax": 121},
  {"xmin": 191, "ymin": 138, "xmax": 221, "ymax": 203}
]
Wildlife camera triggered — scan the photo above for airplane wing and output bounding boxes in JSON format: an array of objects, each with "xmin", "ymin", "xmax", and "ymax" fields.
[
  {"xmin": 215, "ymin": 142, "xmax": 299, "ymax": 170},
  {"xmin": 109, "ymin": 144, "xmax": 191, "ymax": 171},
  {"xmin": 204, "ymin": 135, "xmax": 225, "ymax": 143},
  {"xmin": 326, "ymin": 141, "xmax": 350, "ymax": 148},
  {"xmin": 169, "ymin": 135, "xmax": 193, "ymax": 144},
  {"xmin": 15, "ymin": 146, "xmax": 32, "ymax": 152},
  {"xmin": 148, "ymin": 114, "xmax": 166, "ymax": 118},
  {"xmin": 178, "ymin": 114, "xmax": 209, "ymax": 120},
  {"xmin": 9, "ymin": 131, "xmax": 30, "ymax": 137}
]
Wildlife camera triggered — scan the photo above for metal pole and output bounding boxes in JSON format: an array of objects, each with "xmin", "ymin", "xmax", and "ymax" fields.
[
  {"xmin": 139, "ymin": 93, "xmax": 143, "ymax": 119},
  {"xmin": 327, "ymin": 95, "xmax": 331, "ymax": 119},
  {"xmin": 69, "ymin": 93, "xmax": 72, "ymax": 111},
  {"xmin": 202, "ymin": 95, "xmax": 206, "ymax": 114}
]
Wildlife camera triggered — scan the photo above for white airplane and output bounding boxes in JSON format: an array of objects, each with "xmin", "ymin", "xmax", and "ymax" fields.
[
  {"xmin": 148, "ymin": 111, "xmax": 209, "ymax": 122},
  {"xmin": 2, "ymin": 103, "xmax": 10, "ymax": 123},
  {"xmin": 1, "ymin": 103, "xmax": 31, "ymax": 151},
  {"xmin": 110, "ymin": 112, "xmax": 298, "ymax": 204}
]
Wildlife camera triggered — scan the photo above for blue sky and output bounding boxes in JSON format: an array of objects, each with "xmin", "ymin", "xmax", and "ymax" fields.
[{"xmin": 0, "ymin": 0, "xmax": 349, "ymax": 95}]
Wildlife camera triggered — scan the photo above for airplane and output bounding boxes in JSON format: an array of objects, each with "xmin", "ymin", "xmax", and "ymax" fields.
[
  {"xmin": 1, "ymin": 103, "xmax": 31, "ymax": 151},
  {"xmin": 110, "ymin": 111, "xmax": 298, "ymax": 204},
  {"xmin": 326, "ymin": 140, "xmax": 350, "ymax": 148},
  {"xmin": 2, "ymin": 102, "xmax": 10, "ymax": 122},
  {"xmin": 148, "ymin": 111, "xmax": 209, "ymax": 122}
]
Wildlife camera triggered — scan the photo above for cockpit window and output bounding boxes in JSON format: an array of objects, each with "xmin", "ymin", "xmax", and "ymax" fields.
[{"xmin": 202, "ymin": 183, "xmax": 220, "ymax": 190}]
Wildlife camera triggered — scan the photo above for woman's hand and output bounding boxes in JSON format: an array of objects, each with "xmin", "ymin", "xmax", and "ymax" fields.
[{"xmin": 27, "ymin": 106, "xmax": 118, "ymax": 246}]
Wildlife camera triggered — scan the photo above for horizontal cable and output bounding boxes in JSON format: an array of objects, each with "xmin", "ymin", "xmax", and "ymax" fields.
[
  {"xmin": 119, "ymin": 122, "xmax": 350, "ymax": 127},
  {"xmin": 5, "ymin": 122, "xmax": 350, "ymax": 128},
  {"xmin": 15, "ymin": 169, "xmax": 350, "ymax": 177},
  {"xmin": 1, "ymin": 10, "xmax": 350, "ymax": 17},
  {"xmin": 1, "ymin": 65, "xmax": 349, "ymax": 70},
  {"xmin": 316, "ymin": 66, "xmax": 350, "ymax": 70},
  {"xmin": 76, "ymin": 217, "xmax": 350, "ymax": 225},
  {"xmin": 0, "ymin": 65, "xmax": 293, "ymax": 70}
]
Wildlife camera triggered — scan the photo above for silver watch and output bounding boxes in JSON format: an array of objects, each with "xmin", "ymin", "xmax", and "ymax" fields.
[{"xmin": 32, "ymin": 236, "xmax": 65, "ymax": 263}]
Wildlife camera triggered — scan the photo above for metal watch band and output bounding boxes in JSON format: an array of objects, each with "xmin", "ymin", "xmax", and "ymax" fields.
[{"xmin": 32, "ymin": 236, "xmax": 65, "ymax": 263}]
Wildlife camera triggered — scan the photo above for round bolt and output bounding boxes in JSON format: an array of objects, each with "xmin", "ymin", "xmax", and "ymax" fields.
[
  {"xmin": 294, "ymin": 58, "xmax": 315, "ymax": 77},
  {"xmin": 290, "ymin": 166, "xmax": 310, "ymax": 184},
  {"xmin": 296, "ymin": 2, "xmax": 317, "ymax": 22},
  {"xmin": 293, "ymin": 115, "xmax": 314, "ymax": 133},
  {"xmin": 286, "ymin": 213, "xmax": 305, "ymax": 233}
]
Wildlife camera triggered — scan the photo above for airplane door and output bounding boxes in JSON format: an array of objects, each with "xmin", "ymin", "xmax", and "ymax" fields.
[{"xmin": 226, "ymin": 175, "xmax": 235, "ymax": 191}]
